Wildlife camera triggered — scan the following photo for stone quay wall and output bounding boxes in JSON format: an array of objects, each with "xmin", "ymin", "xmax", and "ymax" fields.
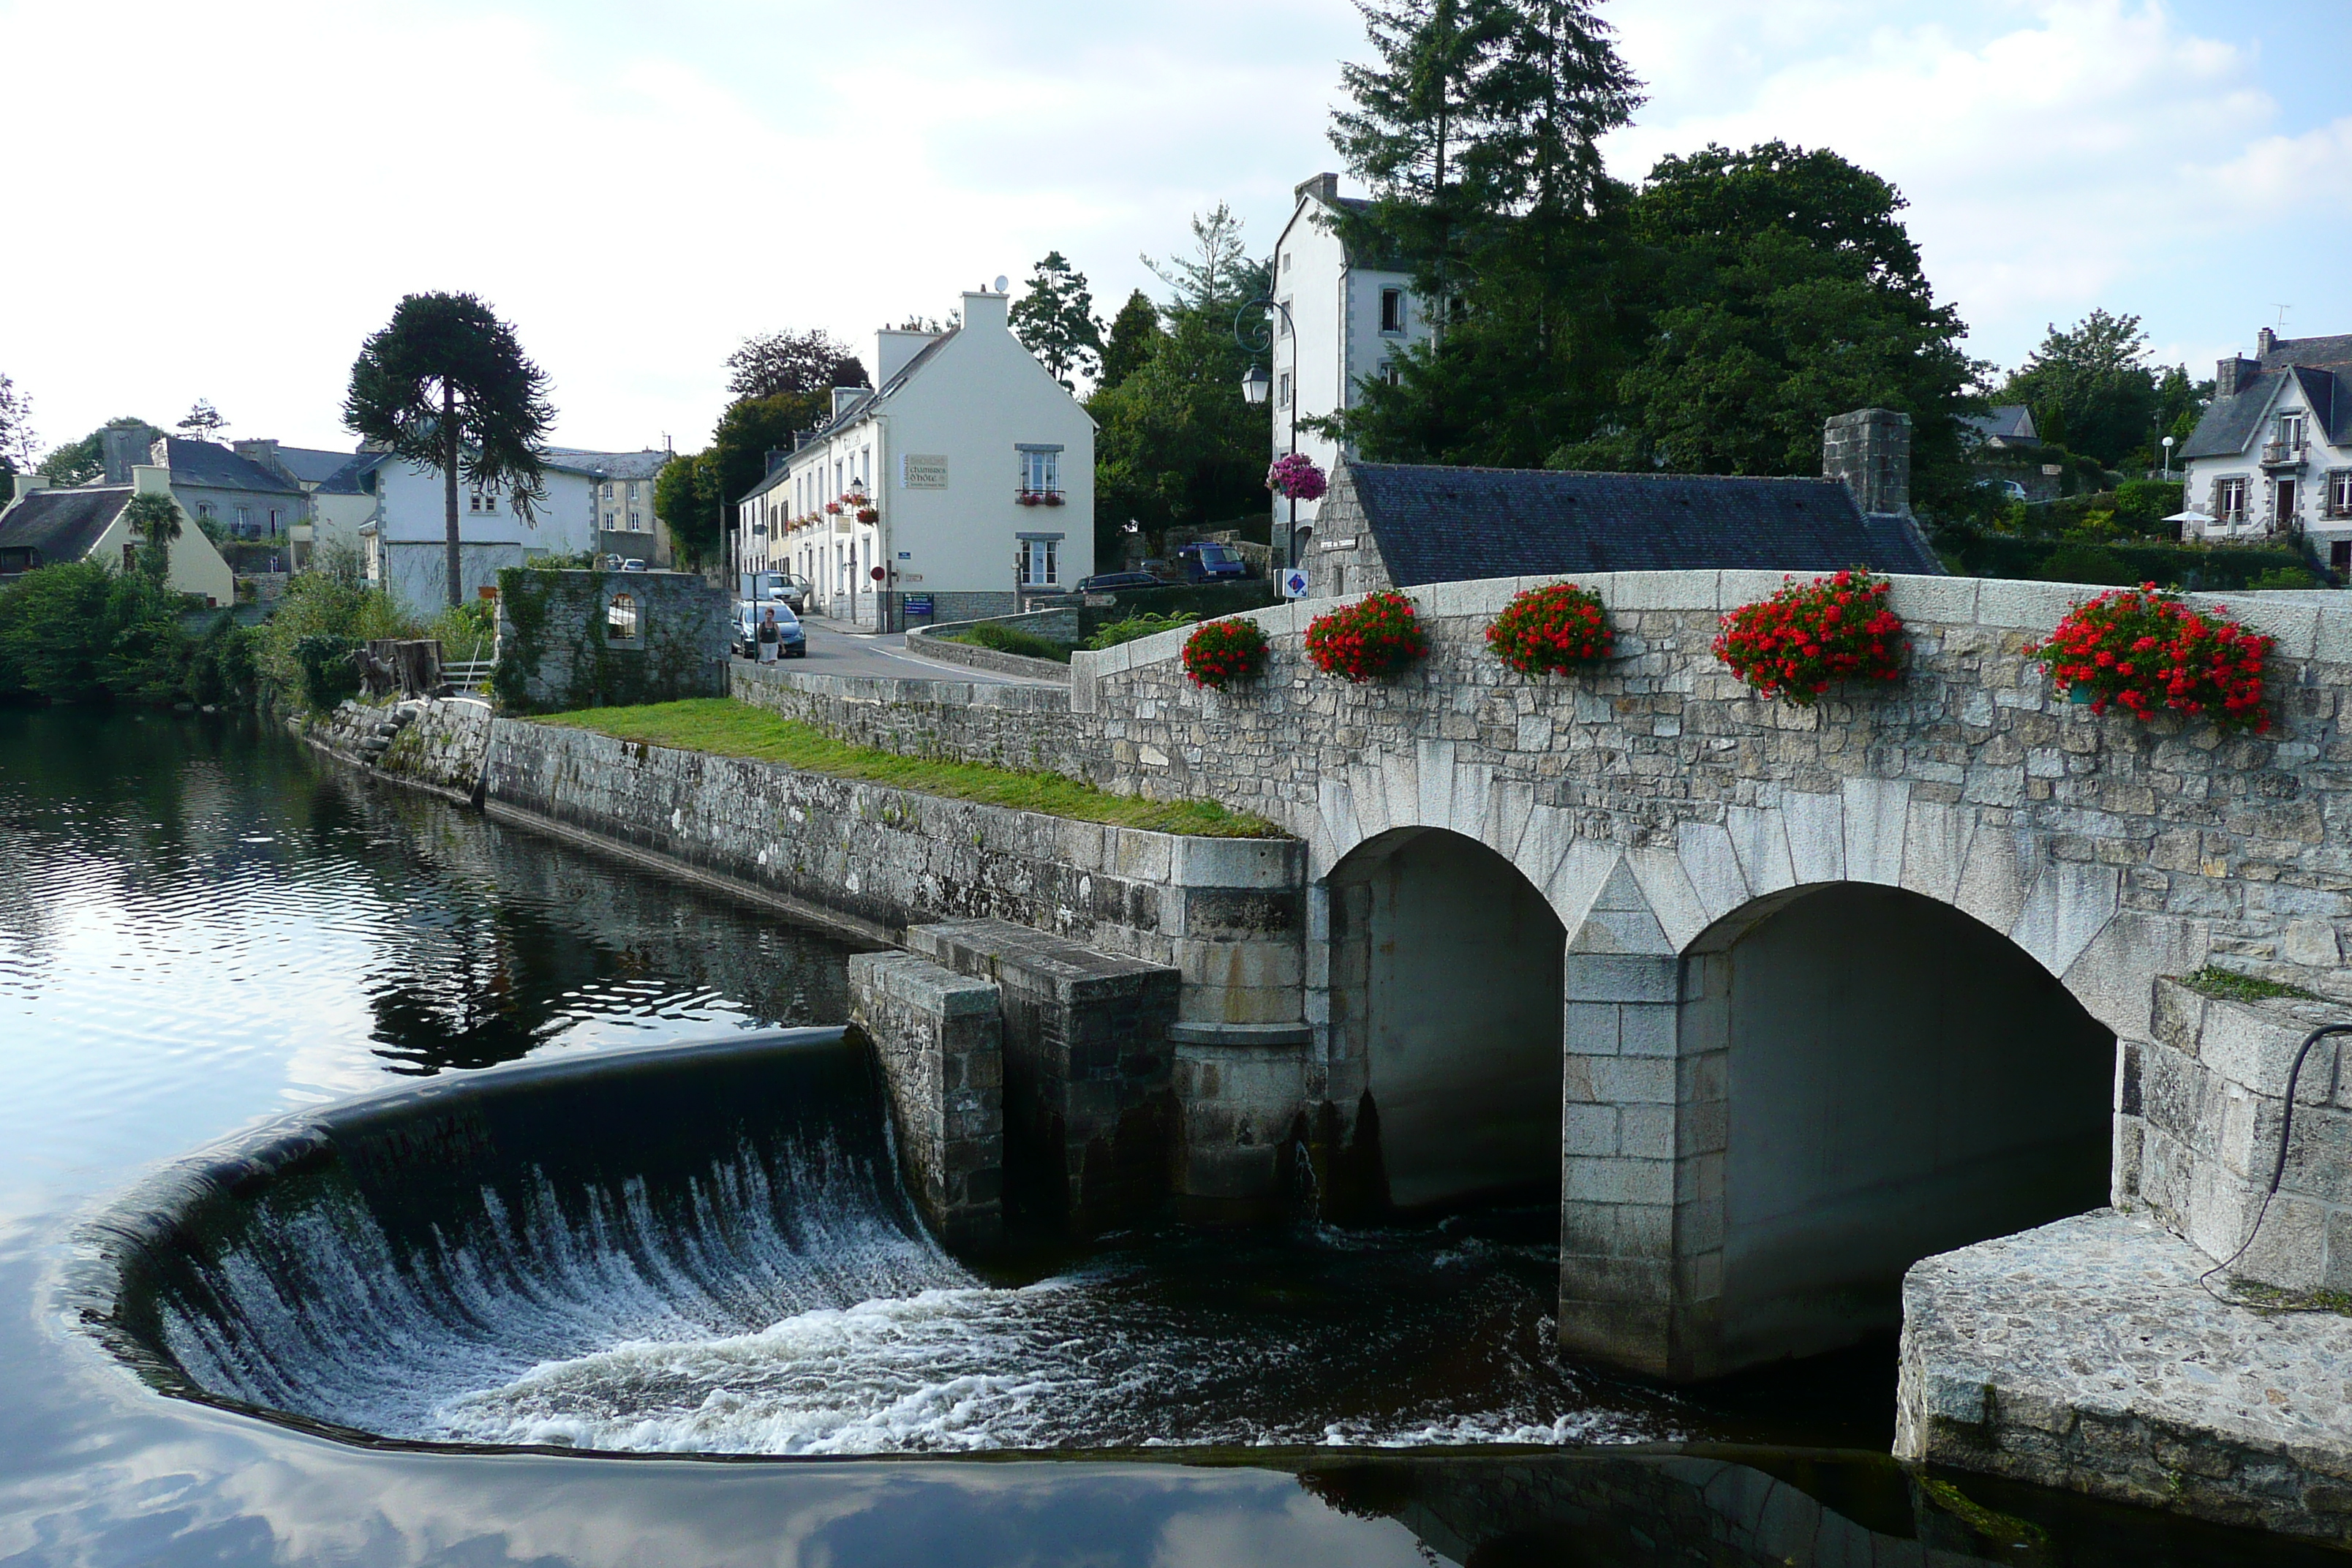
[{"xmin": 848, "ymin": 951, "xmax": 1005, "ymax": 1250}]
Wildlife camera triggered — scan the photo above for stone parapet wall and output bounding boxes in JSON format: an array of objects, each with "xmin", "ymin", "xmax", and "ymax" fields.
[
  {"xmin": 731, "ymin": 661, "xmax": 1079, "ymax": 776},
  {"xmin": 848, "ymin": 951, "xmax": 1005, "ymax": 1250},
  {"xmin": 903, "ymin": 619, "xmax": 1074, "ymax": 682}
]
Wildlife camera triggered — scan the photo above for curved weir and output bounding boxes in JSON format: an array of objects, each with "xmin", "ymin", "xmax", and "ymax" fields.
[
  {"xmin": 77, "ymin": 1027, "xmax": 1661, "ymax": 1455},
  {"xmin": 78, "ymin": 1028, "xmax": 973, "ymax": 1448}
]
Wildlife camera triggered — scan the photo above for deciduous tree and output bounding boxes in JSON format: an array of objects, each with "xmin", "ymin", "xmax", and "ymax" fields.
[
  {"xmin": 343, "ymin": 292, "xmax": 554, "ymax": 607},
  {"xmin": 0, "ymin": 374, "xmax": 37, "ymax": 480},
  {"xmin": 1994, "ymin": 309, "xmax": 2171, "ymax": 470},
  {"xmin": 724, "ymin": 329, "xmax": 868, "ymax": 401}
]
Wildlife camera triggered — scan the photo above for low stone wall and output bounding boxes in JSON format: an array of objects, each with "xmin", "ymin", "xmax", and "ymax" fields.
[
  {"xmin": 906, "ymin": 918, "xmax": 1180, "ymax": 1235},
  {"xmin": 1897, "ymin": 1208, "xmax": 2352, "ymax": 1545},
  {"xmin": 903, "ymin": 621, "xmax": 1073, "ymax": 682},
  {"xmin": 493, "ymin": 568, "xmax": 729, "ymax": 714},
  {"xmin": 480, "ymin": 717, "xmax": 1304, "ymax": 1025},
  {"xmin": 848, "ymin": 951, "xmax": 1004, "ymax": 1250},
  {"xmin": 301, "ymin": 697, "xmax": 493, "ymax": 804},
  {"xmin": 731, "ymin": 662, "xmax": 1079, "ymax": 776}
]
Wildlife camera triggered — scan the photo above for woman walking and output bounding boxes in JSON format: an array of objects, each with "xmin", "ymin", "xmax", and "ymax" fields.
[{"xmin": 757, "ymin": 606, "xmax": 780, "ymax": 666}]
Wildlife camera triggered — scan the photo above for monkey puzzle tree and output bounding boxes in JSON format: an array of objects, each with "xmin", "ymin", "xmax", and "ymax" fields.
[{"xmin": 343, "ymin": 293, "xmax": 554, "ymax": 606}]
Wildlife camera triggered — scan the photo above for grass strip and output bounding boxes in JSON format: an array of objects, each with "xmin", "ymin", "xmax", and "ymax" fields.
[
  {"xmin": 533, "ymin": 698, "xmax": 1287, "ymax": 840},
  {"xmin": 2179, "ymin": 966, "xmax": 2322, "ymax": 1003}
]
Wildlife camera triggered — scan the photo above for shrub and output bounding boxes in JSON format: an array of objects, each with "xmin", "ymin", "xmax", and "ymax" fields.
[
  {"xmin": 1305, "ymin": 589, "xmax": 1426, "ymax": 682},
  {"xmin": 1486, "ymin": 582, "xmax": 1613, "ymax": 675},
  {"xmin": 187, "ymin": 613, "xmax": 263, "ymax": 707},
  {"xmin": 1084, "ymin": 611, "xmax": 1194, "ymax": 651},
  {"xmin": 0, "ymin": 561, "xmax": 218, "ymax": 706},
  {"xmin": 1181, "ymin": 617, "xmax": 1268, "ymax": 690},
  {"xmin": 2114, "ymin": 478, "xmax": 2185, "ymax": 530},
  {"xmin": 960, "ymin": 621, "xmax": 1069, "ymax": 662},
  {"xmin": 2031, "ymin": 583, "xmax": 2272, "ymax": 733},
  {"xmin": 2245, "ymin": 565, "xmax": 2323, "ymax": 590},
  {"xmin": 255, "ymin": 554, "xmax": 415, "ymax": 708},
  {"xmin": 294, "ymin": 634, "xmax": 363, "ymax": 709},
  {"xmin": 1713, "ymin": 569, "xmax": 1906, "ymax": 704}
]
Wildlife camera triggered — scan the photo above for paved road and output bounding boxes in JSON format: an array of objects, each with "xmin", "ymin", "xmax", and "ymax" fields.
[{"xmin": 761, "ymin": 617, "xmax": 1056, "ymax": 686}]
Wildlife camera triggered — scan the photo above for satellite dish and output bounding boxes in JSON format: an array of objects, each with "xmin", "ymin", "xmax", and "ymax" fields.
[{"xmin": 993, "ymin": 275, "xmax": 1009, "ymax": 294}]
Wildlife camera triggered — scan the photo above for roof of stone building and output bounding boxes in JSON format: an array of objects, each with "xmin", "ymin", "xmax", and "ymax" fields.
[
  {"xmin": 0, "ymin": 486, "xmax": 132, "ymax": 562},
  {"xmin": 162, "ymin": 437, "xmax": 301, "ymax": 494},
  {"xmin": 1963, "ymin": 405, "xmax": 2038, "ymax": 445},
  {"xmin": 2182, "ymin": 336, "xmax": 2352, "ymax": 460},
  {"xmin": 1338, "ymin": 461, "xmax": 1945, "ymax": 583}
]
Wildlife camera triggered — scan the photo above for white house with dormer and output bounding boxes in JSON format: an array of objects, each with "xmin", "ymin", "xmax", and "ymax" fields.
[
  {"xmin": 1265, "ymin": 172, "xmax": 1433, "ymax": 560},
  {"xmin": 734, "ymin": 286, "xmax": 1095, "ymax": 629},
  {"xmin": 2179, "ymin": 328, "xmax": 2352, "ymax": 573}
]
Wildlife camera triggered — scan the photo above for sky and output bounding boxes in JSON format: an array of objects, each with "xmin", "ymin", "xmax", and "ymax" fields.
[{"xmin": 1, "ymin": 0, "xmax": 2346, "ymax": 458}]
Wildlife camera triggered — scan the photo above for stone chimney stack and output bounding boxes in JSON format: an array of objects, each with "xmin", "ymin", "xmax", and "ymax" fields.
[
  {"xmin": 1295, "ymin": 171, "xmax": 1341, "ymax": 206},
  {"xmin": 765, "ymin": 448, "xmax": 790, "ymax": 477},
  {"xmin": 233, "ymin": 437, "xmax": 282, "ymax": 475},
  {"xmin": 100, "ymin": 421, "xmax": 155, "ymax": 486},
  {"xmin": 10, "ymin": 472, "xmax": 48, "ymax": 504},
  {"xmin": 2258, "ymin": 327, "xmax": 2278, "ymax": 358},
  {"xmin": 1823, "ymin": 407, "xmax": 1912, "ymax": 518},
  {"xmin": 2217, "ymin": 354, "xmax": 2258, "ymax": 398}
]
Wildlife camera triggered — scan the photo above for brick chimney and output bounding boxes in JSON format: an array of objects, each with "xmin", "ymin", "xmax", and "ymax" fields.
[
  {"xmin": 1823, "ymin": 407, "xmax": 1912, "ymax": 517},
  {"xmin": 1295, "ymin": 172, "xmax": 1341, "ymax": 206}
]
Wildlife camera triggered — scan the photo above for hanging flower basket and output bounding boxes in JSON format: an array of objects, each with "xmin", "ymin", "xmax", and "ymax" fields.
[
  {"xmin": 1305, "ymin": 589, "xmax": 1427, "ymax": 682},
  {"xmin": 1267, "ymin": 453, "xmax": 1327, "ymax": 502},
  {"xmin": 856, "ymin": 507, "xmax": 880, "ymax": 524},
  {"xmin": 2030, "ymin": 583, "xmax": 2273, "ymax": 733},
  {"xmin": 1182, "ymin": 618, "xmax": 1269, "ymax": 690},
  {"xmin": 1714, "ymin": 569, "xmax": 1906, "ymax": 704},
  {"xmin": 1488, "ymin": 581, "xmax": 1614, "ymax": 675},
  {"xmin": 823, "ymin": 501, "xmax": 843, "ymax": 516}
]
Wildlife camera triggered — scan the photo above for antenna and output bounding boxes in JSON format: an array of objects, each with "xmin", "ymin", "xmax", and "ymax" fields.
[{"xmin": 2274, "ymin": 304, "xmax": 2293, "ymax": 329}]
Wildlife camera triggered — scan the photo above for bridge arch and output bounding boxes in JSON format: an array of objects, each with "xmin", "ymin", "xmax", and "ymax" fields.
[{"xmin": 1322, "ymin": 826, "xmax": 1567, "ymax": 1215}]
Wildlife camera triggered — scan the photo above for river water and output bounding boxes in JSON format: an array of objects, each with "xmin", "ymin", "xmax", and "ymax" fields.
[{"xmin": 0, "ymin": 706, "xmax": 2323, "ymax": 1565}]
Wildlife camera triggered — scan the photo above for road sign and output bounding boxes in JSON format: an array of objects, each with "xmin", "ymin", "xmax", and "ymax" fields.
[{"xmin": 1281, "ymin": 568, "xmax": 1311, "ymax": 598}]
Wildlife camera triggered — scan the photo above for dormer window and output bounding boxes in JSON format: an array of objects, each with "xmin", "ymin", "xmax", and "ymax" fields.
[{"xmin": 2280, "ymin": 412, "xmax": 2308, "ymax": 448}]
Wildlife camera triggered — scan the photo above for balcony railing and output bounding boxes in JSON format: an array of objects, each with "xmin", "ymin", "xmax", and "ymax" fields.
[
  {"xmin": 2262, "ymin": 440, "xmax": 2309, "ymax": 466},
  {"xmin": 1015, "ymin": 489, "xmax": 1067, "ymax": 508}
]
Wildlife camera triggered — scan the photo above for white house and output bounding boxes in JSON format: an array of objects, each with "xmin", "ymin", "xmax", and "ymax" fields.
[
  {"xmin": 1265, "ymin": 172, "xmax": 1433, "ymax": 560},
  {"xmin": 2179, "ymin": 328, "xmax": 2352, "ymax": 573},
  {"xmin": 351, "ymin": 445, "xmax": 671, "ymax": 611},
  {"xmin": 0, "ymin": 467, "xmax": 236, "ymax": 605},
  {"xmin": 735, "ymin": 287, "xmax": 1096, "ymax": 627}
]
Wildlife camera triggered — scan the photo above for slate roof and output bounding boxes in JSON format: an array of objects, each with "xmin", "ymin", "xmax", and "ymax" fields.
[
  {"xmin": 545, "ymin": 447, "xmax": 671, "ymax": 481},
  {"xmin": 1962, "ymin": 405, "xmax": 2038, "ymax": 445},
  {"xmin": 1341, "ymin": 462, "xmax": 1944, "ymax": 583},
  {"xmin": 0, "ymin": 486, "xmax": 131, "ymax": 564},
  {"xmin": 2182, "ymin": 335, "xmax": 2352, "ymax": 460},
  {"xmin": 268, "ymin": 445, "xmax": 366, "ymax": 487},
  {"xmin": 162, "ymin": 437, "xmax": 300, "ymax": 495}
]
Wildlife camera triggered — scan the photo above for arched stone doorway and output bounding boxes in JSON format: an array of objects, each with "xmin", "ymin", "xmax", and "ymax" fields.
[{"xmin": 1324, "ymin": 827, "xmax": 1567, "ymax": 1215}]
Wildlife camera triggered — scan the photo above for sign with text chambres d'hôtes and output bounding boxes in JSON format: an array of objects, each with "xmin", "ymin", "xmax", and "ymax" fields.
[{"xmin": 902, "ymin": 454, "xmax": 949, "ymax": 490}]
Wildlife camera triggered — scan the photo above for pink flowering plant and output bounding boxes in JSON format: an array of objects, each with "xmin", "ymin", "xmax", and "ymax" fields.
[{"xmin": 1267, "ymin": 453, "xmax": 1328, "ymax": 502}]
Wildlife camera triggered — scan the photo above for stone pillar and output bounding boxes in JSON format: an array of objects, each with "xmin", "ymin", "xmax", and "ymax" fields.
[
  {"xmin": 905, "ymin": 918, "xmax": 1179, "ymax": 1235},
  {"xmin": 1822, "ymin": 407, "xmax": 1913, "ymax": 518},
  {"xmin": 848, "ymin": 951, "xmax": 1005, "ymax": 1251}
]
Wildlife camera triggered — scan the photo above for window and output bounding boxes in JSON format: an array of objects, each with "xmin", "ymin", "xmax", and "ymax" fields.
[
  {"xmin": 1379, "ymin": 361, "xmax": 1401, "ymax": 387},
  {"xmin": 197, "ymin": 501, "xmax": 216, "ymax": 519},
  {"xmin": 602, "ymin": 482, "xmax": 616, "ymax": 501},
  {"xmin": 1278, "ymin": 372, "xmax": 1292, "ymax": 410},
  {"xmin": 469, "ymin": 490, "xmax": 499, "ymax": 514},
  {"xmin": 2280, "ymin": 412, "xmax": 2308, "ymax": 448},
  {"xmin": 629, "ymin": 509, "xmax": 642, "ymax": 529},
  {"xmin": 2217, "ymin": 475, "xmax": 2248, "ymax": 522},
  {"xmin": 605, "ymin": 592, "xmax": 641, "ymax": 643},
  {"xmin": 1020, "ymin": 448, "xmax": 1060, "ymax": 496},
  {"xmin": 2332, "ymin": 471, "xmax": 2352, "ymax": 518},
  {"xmin": 268, "ymin": 508, "xmax": 281, "ymax": 535},
  {"xmin": 1019, "ymin": 536, "xmax": 1060, "ymax": 587},
  {"xmin": 1380, "ymin": 287, "xmax": 1405, "ymax": 333},
  {"xmin": 1282, "ymin": 252, "xmax": 1292, "ymax": 274}
]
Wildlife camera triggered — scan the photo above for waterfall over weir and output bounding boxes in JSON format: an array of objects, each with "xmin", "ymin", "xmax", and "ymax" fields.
[{"xmin": 75, "ymin": 1027, "xmax": 1665, "ymax": 1455}]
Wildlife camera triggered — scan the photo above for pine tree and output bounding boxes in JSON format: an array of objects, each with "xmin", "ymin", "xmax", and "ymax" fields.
[
  {"xmin": 177, "ymin": 398, "xmax": 227, "ymax": 442},
  {"xmin": 1098, "ymin": 290, "xmax": 1164, "ymax": 392},
  {"xmin": 1142, "ymin": 206, "xmax": 1267, "ymax": 322},
  {"xmin": 1009, "ymin": 252, "xmax": 1104, "ymax": 391}
]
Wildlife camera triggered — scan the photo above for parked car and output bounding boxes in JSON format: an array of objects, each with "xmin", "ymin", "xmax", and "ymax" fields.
[
  {"xmin": 1176, "ymin": 541, "xmax": 1247, "ymax": 582},
  {"xmin": 619, "ymin": 558, "xmax": 647, "ymax": 572},
  {"xmin": 732, "ymin": 600, "xmax": 807, "ymax": 659},
  {"xmin": 1074, "ymin": 570, "xmax": 1164, "ymax": 595},
  {"xmin": 741, "ymin": 570, "xmax": 811, "ymax": 614}
]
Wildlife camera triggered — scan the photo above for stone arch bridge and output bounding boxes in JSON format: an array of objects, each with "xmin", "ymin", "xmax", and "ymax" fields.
[{"xmin": 742, "ymin": 569, "xmax": 2352, "ymax": 1382}]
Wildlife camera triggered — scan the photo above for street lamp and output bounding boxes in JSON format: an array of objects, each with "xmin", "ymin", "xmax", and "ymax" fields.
[
  {"xmin": 1236, "ymin": 295, "xmax": 1299, "ymax": 568},
  {"xmin": 2162, "ymin": 434, "xmax": 2175, "ymax": 480}
]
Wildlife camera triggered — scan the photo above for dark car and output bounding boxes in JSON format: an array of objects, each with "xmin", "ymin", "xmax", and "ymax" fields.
[
  {"xmin": 1074, "ymin": 570, "xmax": 1165, "ymax": 595},
  {"xmin": 733, "ymin": 600, "xmax": 807, "ymax": 659},
  {"xmin": 1176, "ymin": 541, "xmax": 1247, "ymax": 582}
]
